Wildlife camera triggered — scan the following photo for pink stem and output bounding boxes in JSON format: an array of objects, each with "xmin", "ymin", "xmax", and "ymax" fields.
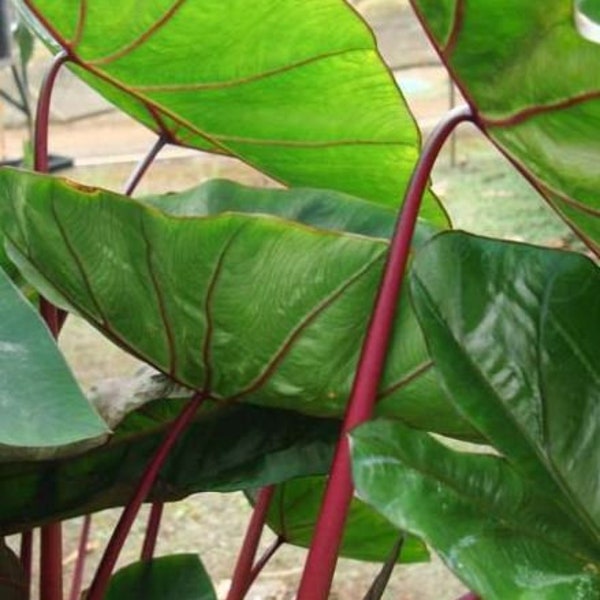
[
  {"xmin": 226, "ymin": 486, "xmax": 276, "ymax": 600},
  {"xmin": 246, "ymin": 536, "xmax": 284, "ymax": 591},
  {"xmin": 40, "ymin": 524, "xmax": 63, "ymax": 600},
  {"xmin": 140, "ymin": 502, "xmax": 164, "ymax": 561},
  {"xmin": 296, "ymin": 105, "xmax": 475, "ymax": 600},
  {"xmin": 19, "ymin": 530, "xmax": 33, "ymax": 600},
  {"xmin": 457, "ymin": 594, "xmax": 481, "ymax": 600},
  {"xmin": 68, "ymin": 515, "xmax": 92, "ymax": 600},
  {"xmin": 86, "ymin": 391, "xmax": 207, "ymax": 600},
  {"xmin": 123, "ymin": 136, "xmax": 168, "ymax": 196}
]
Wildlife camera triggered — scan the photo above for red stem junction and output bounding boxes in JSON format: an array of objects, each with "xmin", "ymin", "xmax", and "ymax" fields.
[{"xmin": 296, "ymin": 105, "xmax": 475, "ymax": 600}]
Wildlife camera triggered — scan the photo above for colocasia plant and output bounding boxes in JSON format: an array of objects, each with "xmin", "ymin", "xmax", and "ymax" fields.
[{"xmin": 0, "ymin": 1, "xmax": 598, "ymax": 599}]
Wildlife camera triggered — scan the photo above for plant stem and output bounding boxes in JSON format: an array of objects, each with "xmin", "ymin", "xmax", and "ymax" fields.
[
  {"xmin": 33, "ymin": 51, "xmax": 68, "ymax": 173},
  {"xmin": 40, "ymin": 524, "xmax": 63, "ymax": 600},
  {"xmin": 247, "ymin": 535, "xmax": 285, "ymax": 589},
  {"xmin": 140, "ymin": 502, "xmax": 164, "ymax": 561},
  {"xmin": 86, "ymin": 391, "xmax": 207, "ymax": 600},
  {"xmin": 362, "ymin": 535, "xmax": 404, "ymax": 600},
  {"xmin": 19, "ymin": 530, "xmax": 32, "ymax": 600},
  {"xmin": 457, "ymin": 593, "xmax": 481, "ymax": 600},
  {"xmin": 68, "ymin": 515, "xmax": 92, "ymax": 600},
  {"xmin": 226, "ymin": 486, "xmax": 276, "ymax": 600},
  {"xmin": 296, "ymin": 105, "xmax": 475, "ymax": 600},
  {"xmin": 123, "ymin": 135, "xmax": 168, "ymax": 195}
]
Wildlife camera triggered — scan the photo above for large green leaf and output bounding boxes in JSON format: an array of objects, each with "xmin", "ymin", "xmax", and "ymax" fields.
[
  {"xmin": 247, "ymin": 475, "xmax": 429, "ymax": 564},
  {"xmin": 411, "ymin": 0, "xmax": 600, "ymax": 252},
  {"xmin": 410, "ymin": 232, "xmax": 600, "ymax": 541},
  {"xmin": 0, "ymin": 169, "xmax": 474, "ymax": 438},
  {"xmin": 104, "ymin": 554, "xmax": 216, "ymax": 600},
  {"xmin": 0, "ymin": 264, "xmax": 107, "ymax": 454},
  {"xmin": 0, "ymin": 397, "xmax": 340, "ymax": 535},
  {"xmin": 15, "ymin": 0, "xmax": 447, "ymax": 224},
  {"xmin": 0, "ymin": 541, "xmax": 27, "ymax": 600},
  {"xmin": 351, "ymin": 419, "xmax": 600, "ymax": 600}
]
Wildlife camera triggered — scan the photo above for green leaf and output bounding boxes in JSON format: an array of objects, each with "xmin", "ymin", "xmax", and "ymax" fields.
[
  {"xmin": 0, "ymin": 399, "xmax": 340, "ymax": 535},
  {"xmin": 247, "ymin": 475, "xmax": 429, "ymax": 564},
  {"xmin": 410, "ymin": 232, "xmax": 600, "ymax": 541},
  {"xmin": 104, "ymin": 554, "xmax": 216, "ymax": 600},
  {"xmin": 351, "ymin": 419, "xmax": 600, "ymax": 600},
  {"xmin": 0, "ymin": 169, "xmax": 474, "ymax": 438},
  {"xmin": 411, "ymin": 0, "xmax": 600, "ymax": 251},
  {"xmin": 0, "ymin": 541, "xmax": 27, "ymax": 600},
  {"xmin": 0, "ymin": 264, "xmax": 107, "ymax": 454},
  {"xmin": 16, "ymin": 0, "xmax": 447, "ymax": 224}
]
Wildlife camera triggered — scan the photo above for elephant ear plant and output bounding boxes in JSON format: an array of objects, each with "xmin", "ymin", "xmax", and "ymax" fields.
[{"xmin": 0, "ymin": 0, "xmax": 598, "ymax": 599}]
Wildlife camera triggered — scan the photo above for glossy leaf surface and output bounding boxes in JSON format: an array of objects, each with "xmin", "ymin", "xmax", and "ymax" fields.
[
  {"xmin": 410, "ymin": 232, "xmax": 600, "ymax": 540},
  {"xmin": 0, "ymin": 264, "xmax": 107, "ymax": 453},
  {"xmin": 351, "ymin": 419, "xmax": 600, "ymax": 600},
  {"xmin": 247, "ymin": 475, "xmax": 428, "ymax": 563},
  {"xmin": 411, "ymin": 0, "xmax": 600, "ymax": 251},
  {"xmin": 16, "ymin": 0, "xmax": 446, "ymax": 223},
  {"xmin": 104, "ymin": 554, "xmax": 216, "ymax": 600},
  {"xmin": 0, "ymin": 399, "xmax": 339, "ymax": 535},
  {"xmin": 0, "ymin": 169, "xmax": 474, "ymax": 438}
]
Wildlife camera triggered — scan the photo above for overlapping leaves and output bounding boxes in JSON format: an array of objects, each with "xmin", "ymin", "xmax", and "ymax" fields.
[
  {"xmin": 351, "ymin": 233, "xmax": 600, "ymax": 598},
  {"xmin": 15, "ymin": 0, "xmax": 447, "ymax": 223},
  {"xmin": 411, "ymin": 0, "xmax": 600, "ymax": 252},
  {"xmin": 0, "ymin": 169, "xmax": 474, "ymax": 438}
]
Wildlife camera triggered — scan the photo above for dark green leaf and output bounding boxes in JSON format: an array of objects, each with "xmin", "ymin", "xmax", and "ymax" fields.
[
  {"xmin": 16, "ymin": 0, "xmax": 447, "ymax": 224},
  {"xmin": 411, "ymin": 0, "xmax": 600, "ymax": 251},
  {"xmin": 410, "ymin": 232, "xmax": 600, "ymax": 540},
  {"xmin": 0, "ymin": 541, "xmax": 27, "ymax": 600},
  {"xmin": 0, "ymin": 169, "xmax": 474, "ymax": 438},
  {"xmin": 351, "ymin": 419, "xmax": 600, "ymax": 600},
  {"xmin": 247, "ymin": 475, "xmax": 429, "ymax": 564},
  {"xmin": 0, "ymin": 264, "xmax": 107, "ymax": 455},
  {"xmin": 104, "ymin": 554, "xmax": 216, "ymax": 600},
  {"xmin": 0, "ymin": 399, "xmax": 339, "ymax": 535}
]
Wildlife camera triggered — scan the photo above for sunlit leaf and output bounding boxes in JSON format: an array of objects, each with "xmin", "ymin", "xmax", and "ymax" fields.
[
  {"xmin": 15, "ymin": 0, "xmax": 447, "ymax": 223},
  {"xmin": 411, "ymin": 0, "xmax": 600, "ymax": 252},
  {"xmin": 0, "ymin": 169, "xmax": 474, "ymax": 438}
]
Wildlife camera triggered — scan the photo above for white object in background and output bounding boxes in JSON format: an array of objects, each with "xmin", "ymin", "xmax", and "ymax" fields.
[{"xmin": 575, "ymin": 0, "xmax": 600, "ymax": 44}]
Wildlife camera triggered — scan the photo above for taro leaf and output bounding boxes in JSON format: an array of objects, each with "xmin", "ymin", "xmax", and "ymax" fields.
[
  {"xmin": 411, "ymin": 0, "xmax": 600, "ymax": 252},
  {"xmin": 0, "ymin": 541, "xmax": 27, "ymax": 600},
  {"xmin": 351, "ymin": 419, "xmax": 600, "ymax": 600},
  {"xmin": 0, "ymin": 399, "xmax": 339, "ymax": 535},
  {"xmin": 0, "ymin": 169, "xmax": 475, "ymax": 439},
  {"xmin": 246, "ymin": 475, "xmax": 429, "ymax": 564},
  {"xmin": 410, "ymin": 232, "xmax": 600, "ymax": 541},
  {"xmin": 0, "ymin": 264, "xmax": 107, "ymax": 454},
  {"xmin": 104, "ymin": 554, "xmax": 216, "ymax": 600},
  {"xmin": 15, "ymin": 0, "xmax": 447, "ymax": 224}
]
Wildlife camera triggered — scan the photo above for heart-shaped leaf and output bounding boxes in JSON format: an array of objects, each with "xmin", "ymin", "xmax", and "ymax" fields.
[
  {"xmin": 411, "ymin": 0, "xmax": 600, "ymax": 252},
  {"xmin": 0, "ymin": 397, "xmax": 340, "ymax": 535},
  {"xmin": 410, "ymin": 232, "xmax": 600, "ymax": 540},
  {"xmin": 0, "ymin": 264, "xmax": 107, "ymax": 454},
  {"xmin": 247, "ymin": 475, "xmax": 429, "ymax": 564},
  {"xmin": 351, "ymin": 419, "xmax": 600, "ymax": 600},
  {"xmin": 15, "ymin": 0, "xmax": 447, "ymax": 224},
  {"xmin": 104, "ymin": 554, "xmax": 216, "ymax": 600},
  {"xmin": 0, "ymin": 169, "xmax": 474, "ymax": 438}
]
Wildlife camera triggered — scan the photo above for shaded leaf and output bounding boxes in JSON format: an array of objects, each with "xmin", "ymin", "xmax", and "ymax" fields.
[
  {"xmin": 411, "ymin": 0, "xmax": 600, "ymax": 251},
  {"xmin": 16, "ymin": 0, "xmax": 447, "ymax": 223},
  {"xmin": 0, "ymin": 169, "xmax": 474, "ymax": 438},
  {"xmin": 0, "ymin": 264, "xmax": 107, "ymax": 455},
  {"xmin": 0, "ymin": 399, "xmax": 340, "ymax": 535},
  {"xmin": 247, "ymin": 475, "xmax": 429, "ymax": 564},
  {"xmin": 104, "ymin": 554, "xmax": 216, "ymax": 600},
  {"xmin": 351, "ymin": 419, "xmax": 600, "ymax": 600},
  {"xmin": 410, "ymin": 232, "xmax": 600, "ymax": 540},
  {"xmin": 0, "ymin": 541, "xmax": 27, "ymax": 600}
]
